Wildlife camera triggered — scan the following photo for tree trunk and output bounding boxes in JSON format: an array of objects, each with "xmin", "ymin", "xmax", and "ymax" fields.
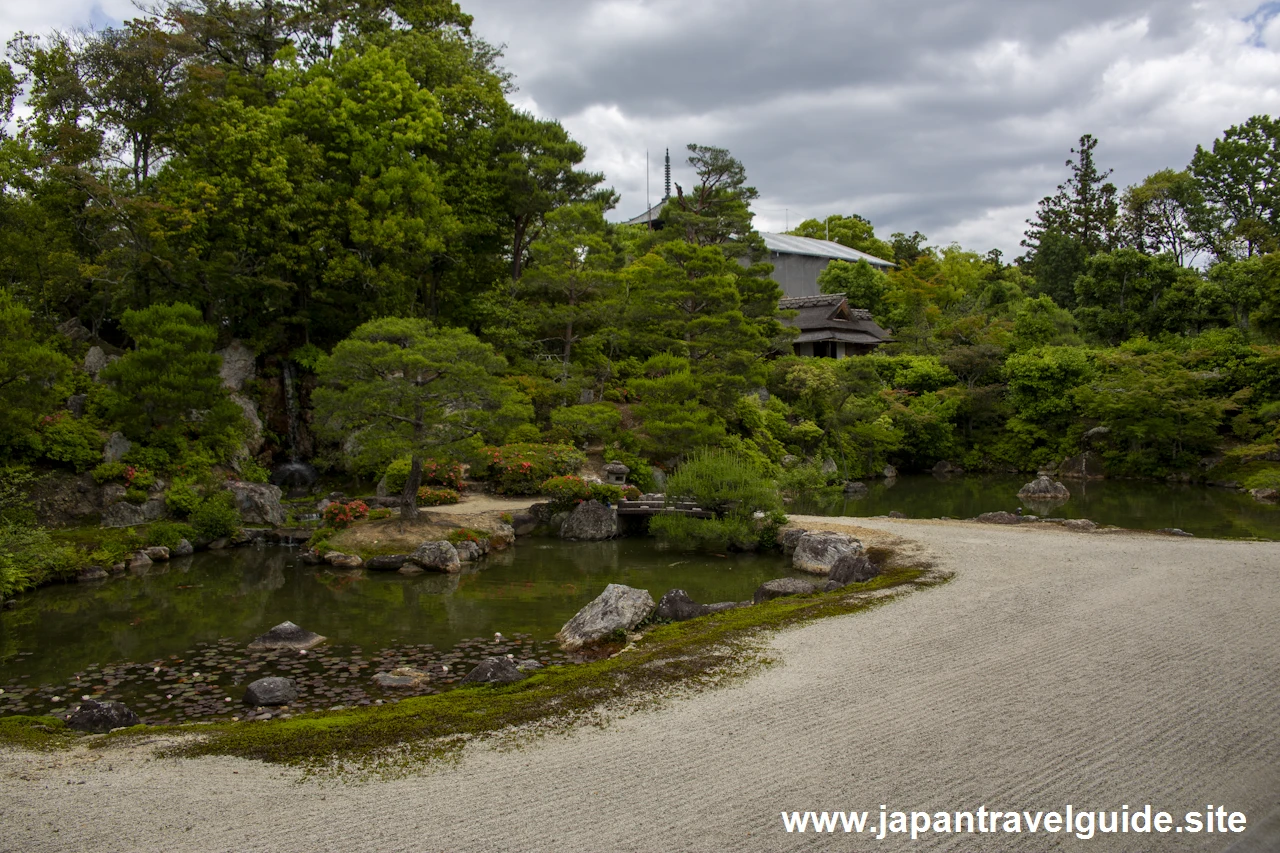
[{"xmin": 400, "ymin": 454, "xmax": 423, "ymax": 522}]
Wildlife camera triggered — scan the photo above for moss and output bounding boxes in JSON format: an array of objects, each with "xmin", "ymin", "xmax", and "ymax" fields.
[
  {"xmin": 0, "ymin": 715, "xmax": 76, "ymax": 751},
  {"xmin": 162, "ymin": 561, "xmax": 940, "ymax": 774}
]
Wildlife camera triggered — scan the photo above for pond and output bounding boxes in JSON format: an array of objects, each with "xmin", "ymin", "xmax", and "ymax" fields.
[
  {"xmin": 790, "ymin": 474, "xmax": 1280, "ymax": 540},
  {"xmin": 0, "ymin": 538, "xmax": 802, "ymax": 723}
]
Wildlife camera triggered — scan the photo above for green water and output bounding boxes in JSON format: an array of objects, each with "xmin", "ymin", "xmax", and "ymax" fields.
[
  {"xmin": 0, "ymin": 538, "xmax": 799, "ymax": 718},
  {"xmin": 791, "ymin": 475, "xmax": 1280, "ymax": 540}
]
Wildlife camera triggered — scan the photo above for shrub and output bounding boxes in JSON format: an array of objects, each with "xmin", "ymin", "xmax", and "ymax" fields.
[
  {"xmin": 122, "ymin": 446, "xmax": 172, "ymax": 473},
  {"xmin": 368, "ymin": 508, "xmax": 393, "ymax": 520},
  {"xmin": 417, "ymin": 486, "xmax": 460, "ymax": 507},
  {"xmin": 384, "ymin": 456, "xmax": 465, "ymax": 493},
  {"xmin": 505, "ymin": 423, "xmax": 544, "ymax": 444},
  {"xmin": 0, "ymin": 464, "xmax": 39, "ymax": 527},
  {"xmin": 165, "ymin": 478, "xmax": 202, "ymax": 517},
  {"xmin": 190, "ymin": 492, "xmax": 241, "ymax": 540},
  {"xmin": 0, "ymin": 525, "xmax": 80, "ymax": 598},
  {"xmin": 621, "ymin": 485, "xmax": 642, "ymax": 500},
  {"xmin": 549, "ymin": 403, "xmax": 622, "ymax": 443},
  {"xmin": 477, "ymin": 443, "xmax": 587, "ymax": 494},
  {"xmin": 651, "ymin": 448, "xmax": 783, "ymax": 552},
  {"xmin": 239, "ymin": 458, "xmax": 270, "ymax": 484},
  {"xmin": 36, "ymin": 414, "xmax": 102, "ymax": 472},
  {"xmin": 542, "ymin": 475, "xmax": 590, "ymax": 511},
  {"xmin": 124, "ymin": 486, "xmax": 150, "ymax": 504},
  {"xmin": 322, "ymin": 500, "xmax": 369, "ymax": 528},
  {"xmin": 91, "ymin": 461, "xmax": 129, "ymax": 483},
  {"xmin": 777, "ymin": 461, "xmax": 829, "ymax": 495},
  {"xmin": 648, "ymin": 514, "xmax": 759, "ymax": 552},
  {"xmin": 445, "ymin": 527, "xmax": 485, "ymax": 545},
  {"xmin": 588, "ymin": 483, "xmax": 623, "ymax": 504},
  {"xmin": 145, "ymin": 521, "xmax": 195, "ymax": 551},
  {"xmin": 124, "ymin": 465, "xmax": 155, "ymax": 489}
]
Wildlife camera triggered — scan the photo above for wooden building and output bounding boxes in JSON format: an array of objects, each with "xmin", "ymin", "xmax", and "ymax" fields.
[{"xmin": 778, "ymin": 293, "xmax": 893, "ymax": 358}]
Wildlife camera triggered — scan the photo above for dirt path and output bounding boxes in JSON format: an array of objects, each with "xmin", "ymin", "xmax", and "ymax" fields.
[{"xmin": 4, "ymin": 519, "xmax": 1278, "ymax": 852}]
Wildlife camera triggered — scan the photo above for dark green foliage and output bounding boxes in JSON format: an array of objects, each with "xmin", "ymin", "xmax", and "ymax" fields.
[
  {"xmin": 650, "ymin": 448, "xmax": 783, "ymax": 551},
  {"xmin": 98, "ymin": 303, "xmax": 246, "ymax": 458},
  {"xmin": 0, "ymin": 465, "xmax": 39, "ymax": 527},
  {"xmin": 0, "ymin": 525, "xmax": 80, "ymax": 599},
  {"xmin": 548, "ymin": 403, "xmax": 622, "ymax": 444},
  {"xmin": 144, "ymin": 521, "xmax": 196, "ymax": 551},
  {"xmin": 0, "ymin": 292, "xmax": 70, "ymax": 451},
  {"xmin": 476, "ymin": 443, "xmax": 587, "ymax": 494},
  {"xmin": 190, "ymin": 492, "xmax": 241, "ymax": 540}
]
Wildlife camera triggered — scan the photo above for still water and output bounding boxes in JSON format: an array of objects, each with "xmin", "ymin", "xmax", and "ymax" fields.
[
  {"xmin": 0, "ymin": 538, "xmax": 800, "ymax": 721},
  {"xmin": 791, "ymin": 474, "xmax": 1280, "ymax": 540}
]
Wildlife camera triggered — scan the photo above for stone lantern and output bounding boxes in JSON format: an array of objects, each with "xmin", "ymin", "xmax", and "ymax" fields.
[{"xmin": 603, "ymin": 461, "xmax": 630, "ymax": 487}]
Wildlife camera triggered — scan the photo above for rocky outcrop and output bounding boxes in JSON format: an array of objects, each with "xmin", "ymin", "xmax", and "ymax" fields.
[
  {"xmin": 460, "ymin": 657, "xmax": 527, "ymax": 685},
  {"xmin": 828, "ymin": 554, "xmax": 880, "ymax": 586},
  {"xmin": 216, "ymin": 339, "xmax": 256, "ymax": 391},
  {"xmin": 83, "ymin": 346, "xmax": 109, "ymax": 378},
  {"xmin": 102, "ymin": 498, "xmax": 167, "ymax": 528},
  {"xmin": 655, "ymin": 589, "xmax": 711, "ymax": 622},
  {"xmin": 1017, "ymin": 475, "xmax": 1070, "ymax": 501},
  {"xmin": 30, "ymin": 472, "xmax": 103, "ymax": 527},
  {"xmin": 230, "ymin": 394, "xmax": 265, "ymax": 455},
  {"xmin": 248, "ymin": 621, "xmax": 327, "ymax": 651},
  {"xmin": 792, "ymin": 531, "xmax": 863, "ymax": 575},
  {"xmin": 223, "ymin": 481, "xmax": 286, "ymax": 527},
  {"xmin": 753, "ymin": 577, "xmax": 818, "ymax": 604},
  {"xmin": 66, "ymin": 699, "xmax": 141, "ymax": 733},
  {"xmin": 779, "ymin": 527, "xmax": 808, "ymax": 554},
  {"xmin": 409, "ymin": 540, "xmax": 461, "ymax": 573},
  {"xmin": 1058, "ymin": 451, "xmax": 1106, "ymax": 480},
  {"xmin": 243, "ymin": 677, "xmax": 297, "ymax": 706},
  {"xmin": 103, "ymin": 432, "xmax": 132, "ymax": 464},
  {"xmin": 559, "ymin": 500, "xmax": 618, "ymax": 541},
  {"xmin": 556, "ymin": 584, "xmax": 655, "ymax": 651}
]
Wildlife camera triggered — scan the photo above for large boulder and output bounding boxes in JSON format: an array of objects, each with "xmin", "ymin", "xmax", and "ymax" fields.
[
  {"xmin": 559, "ymin": 499, "xmax": 618, "ymax": 541},
  {"xmin": 1250, "ymin": 488, "xmax": 1278, "ymax": 504},
  {"xmin": 100, "ymin": 497, "xmax": 167, "ymax": 528},
  {"xmin": 142, "ymin": 546, "xmax": 170, "ymax": 561},
  {"xmin": 83, "ymin": 346, "xmax": 109, "ymax": 378},
  {"xmin": 66, "ymin": 699, "xmax": 141, "ymax": 733},
  {"xmin": 1017, "ymin": 475, "xmax": 1070, "ymax": 501},
  {"xmin": 556, "ymin": 583, "xmax": 655, "ymax": 651},
  {"xmin": 409, "ymin": 540, "xmax": 461, "ymax": 573},
  {"xmin": 230, "ymin": 394, "xmax": 265, "ymax": 455},
  {"xmin": 103, "ymin": 431, "xmax": 132, "ymax": 464},
  {"xmin": 216, "ymin": 339, "xmax": 256, "ymax": 392},
  {"xmin": 754, "ymin": 577, "xmax": 818, "ymax": 604},
  {"xmin": 509, "ymin": 511, "xmax": 538, "ymax": 536},
  {"xmin": 455, "ymin": 540, "xmax": 483, "ymax": 562},
  {"xmin": 828, "ymin": 554, "xmax": 880, "ymax": 586},
  {"xmin": 173, "ymin": 539, "xmax": 195, "ymax": 557},
  {"xmin": 779, "ymin": 527, "xmax": 808, "ymax": 554},
  {"xmin": 29, "ymin": 472, "xmax": 103, "ymax": 527},
  {"xmin": 842, "ymin": 481, "xmax": 868, "ymax": 497},
  {"xmin": 460, "ymin": 657, "xmax": 527, "ymax": 685},
  {"xmin": 223, "ymin": 481, "xmax": 286, "ymax": 527},
  {"xmin": 932, "ymin": 460, "xmax": 963, "ymax": 476},
  {"xmin": 324, "ymin": 552, "xmax": 363, "ymax": 570},
  {"xmin": 655, "ymin": 589, "xmax": 711, "ymax": 622},
  {"xmin": 248, "ymin": 621, "xmax": 327, "ymax": 650},
  {"xmin": 1061, "ymin": 518, "xmax": 1098, "ymax": 532},
  {"xmin": 488, "ymin": 523, "xmax": 516, "ymax": 551},
  {"xmin": 243, "ymin": 677, "xmax": 297, "ymax": 706},
  {"xmin": 792, "ymin": 531, "xmax": 863, "ymax": 575},
  {"xmin": 365, "ymin": 554, "xmax": 410, "ymax": 571}
]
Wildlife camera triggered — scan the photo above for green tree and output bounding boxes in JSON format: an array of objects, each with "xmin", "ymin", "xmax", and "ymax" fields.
[
  {"xmin": 1119, "ymin": 169, "xmax": 1209, "ymax": 266},
  {"xmin": 788, "ymin": 214, "xmax": 894, "ymax": 261},
  {"xmin": 664, "ymin": 144, "xmax": 760, "ymax": 254},
  {"xmin": 1190, "ymin": 115, "xmax": 1280, "ymax": 259},
  {"xmin": 817, "ymin": 259, "xmax": 888, "ymax": 318},
  {"xmin": 312, "ymin": 318, "xmax": 531, "ymax": 518},
  {"xmin": 1072, "ymin": 249, "xmax": 1204, "ymax": 344},
  {"xmin": 97, "ymin": 302, "xmax": 246, "ymax": 455},
  {"xmin": 0, "ymin": 291, "xmax": 71, "ymax": 449}
]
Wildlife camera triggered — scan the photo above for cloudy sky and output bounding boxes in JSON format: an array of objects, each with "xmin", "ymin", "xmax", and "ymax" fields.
[{"xmin": 6, "ymin": 0, "xmax": 1280, "ymax": 256}]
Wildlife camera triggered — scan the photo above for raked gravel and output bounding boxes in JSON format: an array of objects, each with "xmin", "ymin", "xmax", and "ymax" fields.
[{"xmin": 3, "ymin": 517, "xmax": 1278, "ymax": 853}]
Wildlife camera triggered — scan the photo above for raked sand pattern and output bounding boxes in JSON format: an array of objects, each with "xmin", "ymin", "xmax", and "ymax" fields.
[{"xmin": 3, "ymin": 518, "xmax": 1278, "ymax": 852}]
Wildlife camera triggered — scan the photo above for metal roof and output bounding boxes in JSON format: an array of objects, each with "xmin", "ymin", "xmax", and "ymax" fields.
[
  {"xmin": 620, "ymin": 200, "xmax": 669, "ymax": 227},
  {"xmin": 760, "ymin": 233, "xmax": 894, "ymax": 268}
]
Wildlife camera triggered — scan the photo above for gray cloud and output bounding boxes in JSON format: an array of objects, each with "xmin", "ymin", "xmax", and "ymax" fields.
[{"xmin": 466, "ymin": 0, "xmax": 1280, "ymax": 255}]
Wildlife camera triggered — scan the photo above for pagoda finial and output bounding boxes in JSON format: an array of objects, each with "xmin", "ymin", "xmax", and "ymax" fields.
[{"xmin": 664, "ymin": 148, "xmax": 671, "ymax": 200}]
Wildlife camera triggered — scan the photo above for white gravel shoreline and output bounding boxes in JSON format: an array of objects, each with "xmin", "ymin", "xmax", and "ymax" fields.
[{"xmin": 3, "ymin": 517, "xmax": 1278, "ymax": 852}]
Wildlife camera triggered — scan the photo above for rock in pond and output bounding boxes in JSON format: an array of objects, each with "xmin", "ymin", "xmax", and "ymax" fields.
[
  {"xmin": 127, "ymin": 551, "xmax": 153, "ymax": 572},
  {"xmin": 792, "ymin": 531, "xmax": 863, "ymax": 575},
  {"xmin": 455, "ymin": 540, "xmax": 483, "ymax": 562},
  {"xmin": 409, "ymin": 540, "xmax": 460, "ymax": 573},
  {"xmin": 560, "ymin": 499, "xmax": 618, "ymax": 541},
  {"xmin": 975, "ymin": 511, "xmax": 1022, "ymax": 525},
  {"xmin": 243, "ymin": 677, "xmax": 297, "ymax": 706},
  {"xmin": 77, "ymin": 565, "xmax": 109, "ymax": 582},
  {"xmin": 365, "ymin": 554, "xmax": 410, "ymax": 571},
  {"xmin": 372, "ymin": 667, "xmax": 429, "ymax": 688},
  {"xmin": 754, "ymin": 578, "xmax": 818, "ymax": 604},
  {"xmin": 843, "ymin": 481, "xmax": 869, "ymax": 497},
  {"xmin": 460, "ymin": 657, "xmax": 527, "ymax": 685},
  {"xmin": 172, "ymin": 538, "xmax": 194, "ymax": 557},
  {"xmin": 1017, "ymin": 475, "xmax": 1070, "ymax": 501},
  {"xmin": 248, "ymin": 621, "xmax": 327, "ymax": 651},
  {"xmin": 655, "ymin": 589, "xmax": 711, "ymax": 622},
  {"xmin": 556, "ymin": 583, "xmax": 655, "ymax": 651},
  {"xmin": 222, "ymin": 481, "xmax": 286, "ymax": 527},
  {"xmin": 66, "ymin": 699, "xmax": 141, "ymax": 733},
  {"xmin": 510, "ymin": 511, "xmax": 538, "ymax": 536},
  {"xmin": 1250, "ymin": 487, "xmax": 1278, "ymax": 504},
  {"xmin": 142, "ymin": 545, "xmax": 170, "ymax": 561},
  {"xmin": 324, "ymin": 551, "xmax": 364, "ymax": 569},
  {"xmin": 779, "ymin": 527, "xmax": 808, "ymax": 554},
  {"xmin": 828, "ymin": 554, "xmax": 880, "ymax": 586}
]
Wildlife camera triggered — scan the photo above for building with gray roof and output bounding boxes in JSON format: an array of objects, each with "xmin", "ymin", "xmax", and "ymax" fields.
[
  {"xmin": 778, "ymin": 293, "xmax": 893, "ymax": 358},
  {"xmin": 758, "ymin": 232, "xmax": 894, "ymax": 299}
]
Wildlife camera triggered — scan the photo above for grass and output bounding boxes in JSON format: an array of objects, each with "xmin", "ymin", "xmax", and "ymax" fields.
[{"xmin": 0, "ymin": 715, "xmax": 78, "ymax": 751}]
